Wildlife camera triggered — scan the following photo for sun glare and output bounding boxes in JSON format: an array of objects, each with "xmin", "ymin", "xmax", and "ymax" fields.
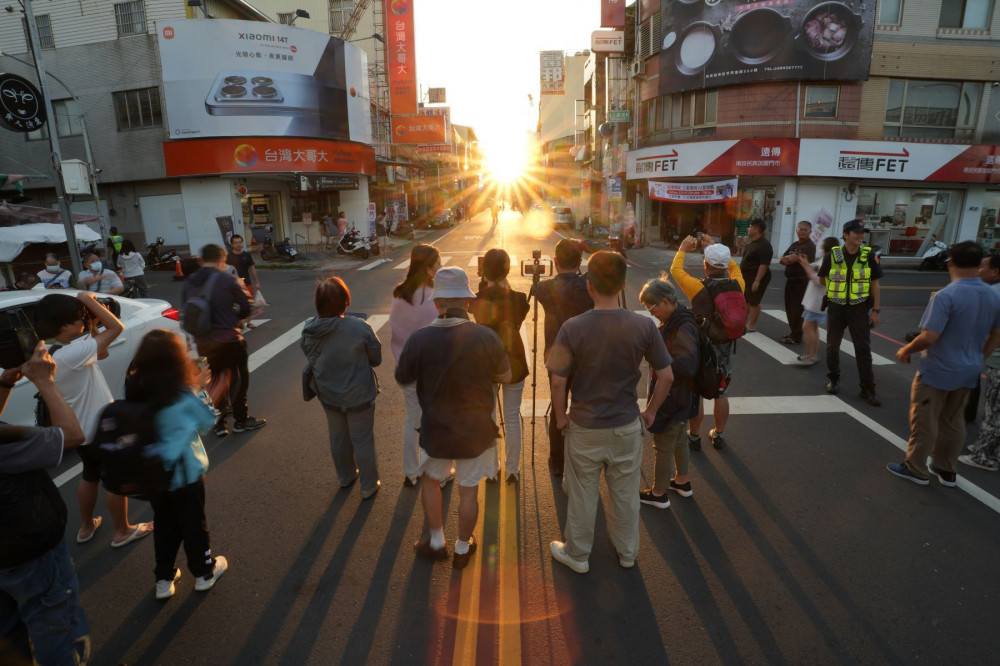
[{"xmin": 482, "ymin": 133, "xmax": 529, "ymax": 185}]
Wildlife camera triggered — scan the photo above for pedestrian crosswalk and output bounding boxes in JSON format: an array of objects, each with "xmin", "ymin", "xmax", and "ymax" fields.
[{"xmin": 353, "ymin": 253, "xmax": 589, "ymax": 272}]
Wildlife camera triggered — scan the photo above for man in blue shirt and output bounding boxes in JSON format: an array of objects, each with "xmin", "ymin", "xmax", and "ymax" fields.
[{"xmin": 888, "ymin": 241, "xmax": 1000, "ymax": 486}]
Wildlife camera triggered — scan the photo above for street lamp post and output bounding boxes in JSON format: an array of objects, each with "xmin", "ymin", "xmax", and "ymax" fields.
[{"xmin": 22, "ymin": 0, "xmax": 82, "ymax": 275}]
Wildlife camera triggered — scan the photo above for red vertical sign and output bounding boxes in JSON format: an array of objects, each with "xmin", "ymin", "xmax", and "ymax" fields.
[
  {"xmin": 385, "ymin": 0, "xmax": 417, "ymax": 116},
  {"xmin": 600, "ymin": 0, "xmax": 625, "ymax": 29}
]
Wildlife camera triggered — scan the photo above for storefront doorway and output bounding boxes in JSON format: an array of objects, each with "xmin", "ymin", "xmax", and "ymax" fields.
[
  {"xmin": 735, "ymin": 186, "xmax": 777, "ymax": 253},
  {"xmin": 854, "ymin": 186, "xmax": 963, "ymax": 257},
  {"xmin": 976, "ymin": 191, "xmax": 1000, "ymax": 251},
  {"xmin": 243, "ymin": 192, "xmax": 283, "ymax": 245}
]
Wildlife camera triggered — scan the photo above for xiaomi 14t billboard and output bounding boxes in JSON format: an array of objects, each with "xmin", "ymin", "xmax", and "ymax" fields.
[
  {"xmin": 658, "ymin": 0, "xmax": 876, "ymax": 95},
  {"xmin": 158, "ymin": 19, "xmax": 372, "ymax": 143}
]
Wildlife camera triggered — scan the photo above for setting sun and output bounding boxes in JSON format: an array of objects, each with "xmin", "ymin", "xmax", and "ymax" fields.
[{"xmin": 480, "ymin": 131, "xmax": 530, "ymax": 186}]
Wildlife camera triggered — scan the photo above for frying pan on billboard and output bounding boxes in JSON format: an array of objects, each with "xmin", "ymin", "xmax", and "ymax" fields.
[
  {"xmin": 158, "ymin": 19, "xmax": 371, "ymax": 143},
  {"xmin": 658, "ymin": 0, "xmax": 875, "ymax": 95}
]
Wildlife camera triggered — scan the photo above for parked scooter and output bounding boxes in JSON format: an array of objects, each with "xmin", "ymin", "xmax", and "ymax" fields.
[
  {"xmin": 391, "ymin": 219, "xmax": 415, "ymax": 240},
  {"xmin": 918, "ymin": 237, "xmax": 949, "ymax": 271},
  {"xmin": 337, "ymin": 227, "xmax": 372, "ymax": 259},
  {"xmin": 146, "ymin": 237, "xmax": 180, "ymax": 269},
  {"xmin": 260, "ymin": 234, "xmax": 297, "ymax": 262}
]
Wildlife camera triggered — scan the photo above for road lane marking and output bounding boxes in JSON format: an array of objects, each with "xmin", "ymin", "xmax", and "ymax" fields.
[
  {"xmin": 245, "ymin": 319, "xmax": 271, "ymax": 331},
  {"xmin": 366, "ymin": 314, "xmax": 389, "ymax": 335},
  {"xmin": 359, "ymin": 258, "xmax": 393, "ymax": 271},
  {"xmin": 498, "ymin": 436, "xmax": 522, "ymax": 665},
  {"xmin": 763, "ymin": 310, "xmax": 894, "ymax": 365},
  {"xmin": 453, "ymin": 483, "xmax": 486, "ymax": 665},
  {"xmin": 54, "ymin": 464, "xmax": 84, "ymax": 488}
]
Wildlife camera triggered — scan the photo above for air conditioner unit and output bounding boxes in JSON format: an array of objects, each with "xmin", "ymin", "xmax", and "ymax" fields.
[{"xmin": 630, "ymin": 62, "xmax": 644, "ymax": 79}]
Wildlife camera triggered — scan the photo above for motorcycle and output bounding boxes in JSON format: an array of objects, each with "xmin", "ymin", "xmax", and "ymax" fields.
[
  {"xmin": 391, "ymin": 219, "xmax": 415, "ymax": 240},
  {"xmin": 337, "ymin": 227, "xmax": 372, "ymax": 259},
  {"xmin": 260, "ymin": 234, "xmax": 297, "ymax": 262},
  {"xmin": 146, "ymin": 237, "xmax": 179, "ymax": 270},
  {"xmin": 919, "ymin": 237, "xmax": 949, "ymax": 271}
]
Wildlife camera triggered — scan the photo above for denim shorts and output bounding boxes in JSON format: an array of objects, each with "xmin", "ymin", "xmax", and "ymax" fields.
[{"xmin": 803, "ymin": 309, "xmax": 826, "ymax": 323}]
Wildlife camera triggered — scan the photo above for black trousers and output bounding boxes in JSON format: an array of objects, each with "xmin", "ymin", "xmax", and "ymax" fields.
[
  {"xmin": 825, "ymin": 303, "xmax": 875, "ymax": 390},
  {"xmin": 784, "ymin": 277, "xmax": 809, "ymax": 342},
  {"xmin": 198, "ymin": 338, "xmax": 250, "ymax": 423},
  {"xmin": 149, "ymin": 478, "xmax": 213, "ymax": 581}
]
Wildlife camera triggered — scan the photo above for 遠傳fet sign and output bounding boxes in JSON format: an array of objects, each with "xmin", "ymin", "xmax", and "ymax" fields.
[
  {"xmin": 592, "ymin": 30, "xmax": 625, "ymax": 53},
  {"xmin": 0, "ymin": 73, "xmax": 46, "ymax": 134},
  {"xmin": 385, "ymin": 0, "xmax": 418, "ymax": 115}
]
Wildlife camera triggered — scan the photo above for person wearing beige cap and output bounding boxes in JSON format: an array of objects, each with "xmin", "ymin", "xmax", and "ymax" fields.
[
  {"xmin": 670, "ymin": 235, "xmax": 746, "ymax": 450},
  {"xmin": 396, "ymin": 266, "xmax": 511, "ymax": 570}
]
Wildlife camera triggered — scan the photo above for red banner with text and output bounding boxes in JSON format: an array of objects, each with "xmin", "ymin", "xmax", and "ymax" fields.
[{"xmin": 385, "ymin": 0, "xmax": 417, "ymax": 116}]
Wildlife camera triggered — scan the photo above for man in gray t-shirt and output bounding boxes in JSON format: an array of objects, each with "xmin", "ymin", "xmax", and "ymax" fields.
[{"xmin": 546, "ymin": 251, "xmax": 673, "ymax": 573}]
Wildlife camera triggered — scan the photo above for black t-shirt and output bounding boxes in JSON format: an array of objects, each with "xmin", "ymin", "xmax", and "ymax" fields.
[
  {"xmin": 470, "ymin": 284, "xmax": 531, "ymax": 383},
  {"xmin": 532, "ymin": 273, "xmax": 594, "ymax": 353},
  {"xmin": 395, "ymin": 318, "xmax": 510, "ymax": 459},
  {"xmin": 740, "ymin": 238, "xmax": 774, "ymax": 279},
  {"xmin": 818, "ymin": 246, "xmax": 884, "ymax": 304},
  {"xmin": 782, "ymin": 239, "xmax": 817, "ymax": 278},
  {"xmin": 226, "ymin": 251, "xmax": 255, "ymax": 282}
]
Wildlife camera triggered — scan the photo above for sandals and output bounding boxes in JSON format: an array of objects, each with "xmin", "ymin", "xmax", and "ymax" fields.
[{"xmin": 76, "ymin": 517, "xmax": 103, "ymax": 544}]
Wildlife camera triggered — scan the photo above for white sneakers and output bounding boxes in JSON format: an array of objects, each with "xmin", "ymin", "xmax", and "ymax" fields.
[
  {"xmin": 195, "ymin": 556, "xmax": 229, "ymax": 592},
  {"xmin": 549, "ymin": 541, "xmax": 589, "ymax": 574},
  {"xmin": 155, "ymin": 569, "xmax": 181, "ymax": 600}
]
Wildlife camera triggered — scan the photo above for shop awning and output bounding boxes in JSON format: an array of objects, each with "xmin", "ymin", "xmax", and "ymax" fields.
[{"xmin": 0, "ymin": 222, "xmax": 101, "ymax": 263}]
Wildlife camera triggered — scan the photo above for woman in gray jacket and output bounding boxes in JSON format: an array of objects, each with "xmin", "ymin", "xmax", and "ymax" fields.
[{"xmin": 301, "ymin": 277, "xmax": 383, "ymax": 499}]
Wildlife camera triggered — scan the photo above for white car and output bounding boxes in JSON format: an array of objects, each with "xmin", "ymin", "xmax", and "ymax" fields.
[{"xmin": 0, "ymin": 289, "xmax": 182, "ymax": 426}]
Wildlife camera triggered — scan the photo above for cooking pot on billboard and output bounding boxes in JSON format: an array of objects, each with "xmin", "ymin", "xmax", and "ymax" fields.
[
  {"xmin": 668, "ymin": 21, "xmax": 721, "ymax": 76},
  {"xmin": 795, "ymin": 1, "xmax": 862, "ymax": 62},
  {"xmin": 727, "ymin": 7, "xmax": 791, "ymax": 65}
]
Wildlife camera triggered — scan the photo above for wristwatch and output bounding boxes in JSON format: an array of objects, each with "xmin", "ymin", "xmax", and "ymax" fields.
[{"xmin": 872, "ymin": 308, "xmax": 881, "ymax": 313}]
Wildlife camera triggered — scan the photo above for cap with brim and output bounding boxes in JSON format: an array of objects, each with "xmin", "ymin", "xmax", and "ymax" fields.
[
  {"xmin": 432, "ymin": 266, "xmax": 476, "ymax": 299},
  {"xmin": 703, "ymin": 244, "xmax": 731, "ymax": 269},
  {"xmin": 843, "ymin": 219, "xmax": 867, "ymax": 233}
]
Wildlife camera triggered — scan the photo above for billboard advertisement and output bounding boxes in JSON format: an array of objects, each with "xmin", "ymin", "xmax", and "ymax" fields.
[
  {"xmin": 649, "ymin": 179, "xmax": 738, "ymax": 203},
  {"xmin": 540, "ymin": 51, "xmax": 565, "ymax": 95},
  {"xmin": 658, "ymin": 0, "xmax": 875, "ymax": 95},
  {"xmin": 601, "ymin": 0, "xmax": 626, "ymax": 29},
  {"xmin": 392, "ymin": 115, "xmax": 446, "ymax": 144},
  {"xmin": 427, "ymin": 87, "xmax": 446, "ymax": 103},
  {"xmin": 158, "ymin": 19, "xmax": 371, "ymax": 143},
  {"xmin": 385, "ymin": 0, "xmax": 418, "ymax": 115},
  {"xmin": 163, "ymin": 137, "xmax": 376, "ymax": 177}
]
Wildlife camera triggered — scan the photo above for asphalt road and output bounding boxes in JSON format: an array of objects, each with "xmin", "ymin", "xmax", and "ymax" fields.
[{"xmin": 43, "ymin": 210, "xmax": 1000, "ymax": 665}]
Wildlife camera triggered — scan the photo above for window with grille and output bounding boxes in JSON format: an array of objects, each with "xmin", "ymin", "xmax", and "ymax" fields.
[
  {"xmin": 22, "ymin": 15, "xmax": 55, "ymax": 49},
  {"xmin": 878, "ymin": 0, "xmax": 903, "ymax": 25},
  {"xmin": 278, "ymin": 12, "xmax": 295, "ymax": 24},
  {"xmin": 938, "ymin": 0, "xmax": 993, "ymax": 29},
  {"xmin": 883, "ymin": 79, "xmax": 982, "ymax": 140},
  {"xmin": 650, "ymin": 12, "xmax": 661, "ymax": 55},
  {"xmin": 113, "ymin": 87, "xmax": 162, "ymax": 131},
  {"xmin": 114, "ymin": 1, "xmax": 147, "ymax": 37},
  {"xmin": 26, "ymin": 99, "xmax": 83, "ymax": 140}
]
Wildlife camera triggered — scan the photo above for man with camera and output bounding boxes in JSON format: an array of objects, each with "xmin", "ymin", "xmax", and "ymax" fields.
[
  {"xmin": 531, "ymin": 239, "xmax": 594, "ymax": 475},
  {"xmin": 547, "ymin": 251, "xmax": 673, "ymax": 573},
  {"xmin": 1, "ymin": 343, "xmax": 91, "ymax": 665}
]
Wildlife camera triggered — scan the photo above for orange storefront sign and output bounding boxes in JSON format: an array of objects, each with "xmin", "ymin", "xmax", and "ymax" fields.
[
  {"xmin": 385, "ymin": 0, "xmax": 417, "ymax": 116},
  {"xmin": 391, "ymin": 114, "xmax": 446, "ymax": 145},
  {"xmin": 162, "ymin": 137, "xmax": 376, "ymax": 177}
]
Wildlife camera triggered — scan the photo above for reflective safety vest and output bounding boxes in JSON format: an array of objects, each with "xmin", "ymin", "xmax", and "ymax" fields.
[
  {"xmin": 109, "ymin": 235, "xmax": 123, "ymax": 252},
  {"xmin": 826, "ymin": 245, "xmax": 872, "ymax": 305}
]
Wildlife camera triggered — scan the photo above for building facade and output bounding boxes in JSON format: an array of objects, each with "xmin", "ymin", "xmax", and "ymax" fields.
[{"xmin": 625, "ymin": 0, "xmax": 1000, "ymax": 259}]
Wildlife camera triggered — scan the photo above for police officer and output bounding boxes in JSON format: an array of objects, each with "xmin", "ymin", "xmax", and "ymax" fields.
[
  {"xmin": 107, "ymin": 226, "xmax": 124, "ymax": 266},
  {"xmin": 818, "ymin": 219, "xmax": 884, "ymax": 406}
]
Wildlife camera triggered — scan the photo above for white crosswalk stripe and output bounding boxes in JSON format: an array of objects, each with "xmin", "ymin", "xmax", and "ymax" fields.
[
  {"xmin": 395, "ymin": 254, "xmax": 452, "ymax": 270},
  {"xmin": 763, "ymin": 309, "xmax": 894, "ymax": 365}
]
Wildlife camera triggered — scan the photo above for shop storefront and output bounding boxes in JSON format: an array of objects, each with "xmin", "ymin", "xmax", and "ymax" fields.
[{"xmin": 627, "ymin": 139, "xmax": 1000, "ymax": 258}]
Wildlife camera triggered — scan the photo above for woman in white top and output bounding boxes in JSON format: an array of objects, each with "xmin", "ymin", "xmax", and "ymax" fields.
[
  {"xmin": 388, "ymin": 243, "xmax": 441, "ymax": 486},
  {"xmin": 117, "ymin": 239, "xmax": 148, "ymax": 297},
  {"xmin": 797, "ymin": 236, "xmax": 840, "ymax": 364}
]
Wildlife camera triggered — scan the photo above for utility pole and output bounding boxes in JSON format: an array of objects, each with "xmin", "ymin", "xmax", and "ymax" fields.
[{"xmin": 23, "ymin": 0, "xmax": 83, "ymax": 276}]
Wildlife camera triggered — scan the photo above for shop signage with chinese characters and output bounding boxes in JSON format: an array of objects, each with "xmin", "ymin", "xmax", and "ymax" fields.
[
  {"xmin": 608, "ymin": 110, "xmax": 630, "ymax": 123},
  {"xmin": 427, "ymin": 87, "xmax": 446, "ymax": 103},
  {"xmin": 162, "ymin": 137, "xmax": 376, "ymax": 176},
  {"xmin": 418, "ymin": 144, "xmax": 453, "ymax": 154},
  {"xmin": 628, "ymin": 139, "xmax": 1000, "ymax": 184},
  {"xmin": 649, "ymin": 179, "xmax": 738, "ymax": 203},
  {"xmin": 385, "ymin": 0, "xmax": 418, "ymax": 116},
  {"xmin": 591, "ymin": 30, "xmax": 625, "ymax": 53},
  {"xmin": 608, "ymin": 177, "xmax": 622, "ymax": 201},
  {"xmin": 0, "ymin": 73, "xmax": 46, "ymax": 134},
  {"xmin": 540, "ymin": 51, "xmax": 565, "ymax": 95},
  {"xmin": 601, "ymin": 0, "xmax": 625, "ymax": 29},
  {"xmin": 392, "ymin": 114, "xmax": 446, "ymax": 144}
]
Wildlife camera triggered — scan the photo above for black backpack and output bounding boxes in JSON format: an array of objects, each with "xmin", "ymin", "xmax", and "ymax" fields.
[
  {"xmin": 88, "ymin": 400, "xmax": 170, "ymax": 500},
  {"xmin": 182, "ymin": 271, "xmax": 222, "ymax": 339},
  {"xmin": 694, "ymin": 331, "xmax": 731, "ymax": 400}
]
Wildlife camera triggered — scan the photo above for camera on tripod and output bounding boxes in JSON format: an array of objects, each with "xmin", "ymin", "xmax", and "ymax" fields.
[{"xmin": 520, "ymin": 249, "xmax": 552, "ymax": 278}]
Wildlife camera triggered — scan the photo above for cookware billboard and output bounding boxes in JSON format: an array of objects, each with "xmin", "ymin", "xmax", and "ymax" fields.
[
  {"xmin": 158, "ymin": 19, "xmax": 371, "ymax": 143},
  {"xmin": 658, "ymin": 0, "xmax": 875, "ymax": 95}
]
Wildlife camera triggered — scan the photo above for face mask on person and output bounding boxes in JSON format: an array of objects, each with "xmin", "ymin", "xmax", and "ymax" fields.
[
  {"xmin": 45, "ymin": 264, "xmax": 60, "ymax": 273},
  {"xmin": 90, "ymin": 262, "xmax": 103, "ymax": 272}
]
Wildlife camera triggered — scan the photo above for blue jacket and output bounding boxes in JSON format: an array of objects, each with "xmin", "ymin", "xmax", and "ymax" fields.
[{"xmin": 150, "ymin": 389, "xmax": 217, "ymax": 491}]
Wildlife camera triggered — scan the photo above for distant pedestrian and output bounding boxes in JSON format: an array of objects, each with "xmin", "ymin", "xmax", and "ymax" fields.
[
  {"xmin": 226, "ymin": 235, "xmax": 260, "ymax": 295},
  {"xmin": 819, "ymin": 219, "xmax": 883, "ymax": 406},
  {"xmin": 117, "ymin": 239, "xmax": 148, "ymax": 297},
  {"xmin": 532, "ymin": 239, "xmax": 594, "ymax": 475},
  {"xmin": 389, "ymin": 244, "xmax": 443, "ymax": 487},
  {"xmin": 301, "ymin": 277, "xmax": 383, "ymax": 498},
  {"xmin": 796, "ymin": 237, "xmax": 839, "ymax": 364},
  {"xmin": 741, "ymin": 219, "xmax": 773, "ymax": 332},
  {"xmin": 778, "ymin": 221, "xmax": 817, "ymax": 344},
  {"xmin": 671, "ymin": 235, "xmax": 745, "ymax": 450},
  {"xmin": 638, "ymin": 278, "xmax": 700, "ymax": 508},
  {"xmin": 38, "ymin": 253, "xmax": 71, "ymax": 289},
  {"xmin": 961, "ymin": 251, "xmax": 1000, "ymax": 471},
  {"xmin": 548, "ymin": 251, "xmax": 673, "ymax": 573},
  {"xmin": 184, "ymin": 244, "xmax": 265, "ymax": 437},
  {"xmin": 78, "ymin": 253, "xmax": 124, "ymax": 295},
  {"xmin": 0, "ymin": 343, "xmax": 90, "ymax": 665},
  {"xmin": 107, "ymin": 226, "xmax": 124, "ymax": 267},
  {"xmin": 396, "ymin": 267, "xmax": 510, "ymax": 569},
  {"xmin": 888, "ymin": 242, "xmax": 1000, "ymax": 486},
  {"xmin": 126, "ymin": 329, "xmax": 229, "ymax": 599},
  {"xmin": 1, "ymin": 272, "xmax": 37, "ymax": 291},
  {"xmin": 337, "ymin": 211, "xmax": 348, "ymax": 238},
  {"xmin": 470, "ymin": 248, "xmax": 530, "ymax": 484}
]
